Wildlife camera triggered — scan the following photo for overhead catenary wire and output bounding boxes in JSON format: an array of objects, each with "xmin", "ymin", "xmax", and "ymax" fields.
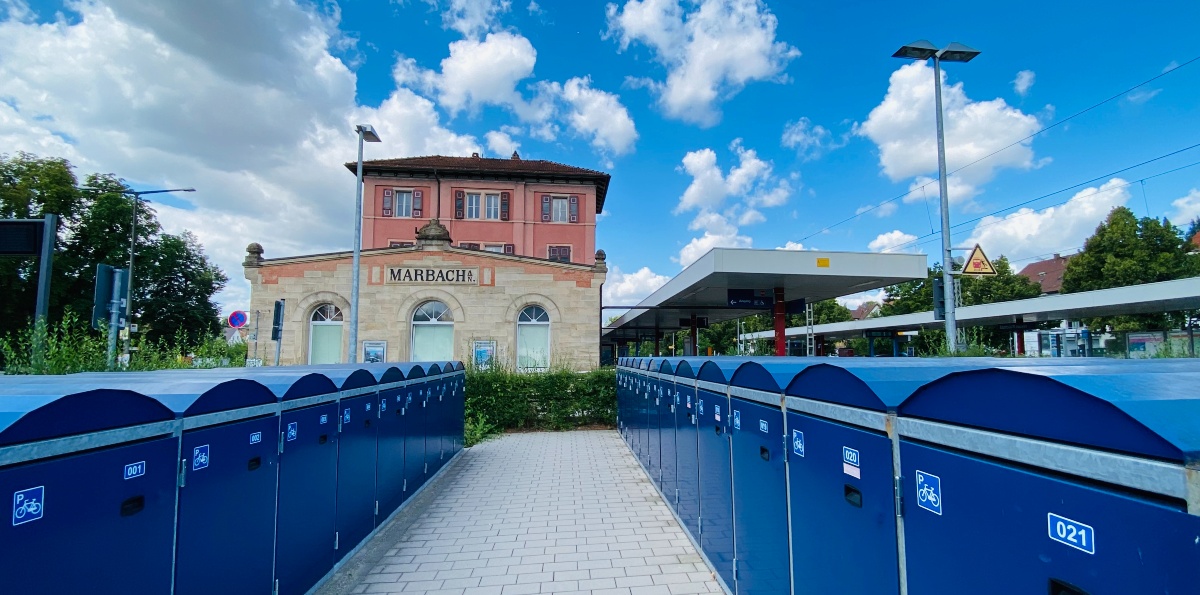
[
  {"xmin": 797, "ymin": 55, "xmax": 1200, "ymax": 243},
  {"xmin": 879, "ymin": 151, "xmax": 1200, "ymax": 253}
]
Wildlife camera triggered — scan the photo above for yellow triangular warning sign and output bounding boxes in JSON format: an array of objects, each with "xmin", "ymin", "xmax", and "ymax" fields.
[{"xmin": 963, "ymin": 244, "xmax": 997, "ymax": 276}]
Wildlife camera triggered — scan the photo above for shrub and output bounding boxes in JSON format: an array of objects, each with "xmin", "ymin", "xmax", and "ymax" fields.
[{"xmin": 464, "ymin": 365, "xmax": 616, "ymax": 434}]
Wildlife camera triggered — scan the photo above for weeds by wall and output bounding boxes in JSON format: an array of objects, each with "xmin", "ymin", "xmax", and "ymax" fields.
[
  {"xmin": 1, "ymin": 311, "xmax": 247, "ymax": 374},
  {"xmin": 464, "ymin": 365, "xmax": 616, "ymax": 445}
]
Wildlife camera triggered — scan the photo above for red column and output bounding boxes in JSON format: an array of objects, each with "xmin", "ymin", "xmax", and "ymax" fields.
[
  {"xmin": 1016, "ymin": 330, "xmax": 1025, "ymax": 356},
  {"xmin": 774, "ymin": 287, "xmax": 786, "ymax": 356}
]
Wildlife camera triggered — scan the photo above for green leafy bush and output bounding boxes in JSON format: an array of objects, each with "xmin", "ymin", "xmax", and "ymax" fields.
[{"xmin": 464, "ymin": 366, "xmax": 616, "ymax": 435}]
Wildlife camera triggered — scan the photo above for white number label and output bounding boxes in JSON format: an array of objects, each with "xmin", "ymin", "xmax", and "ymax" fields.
[{"xmin": 1048, "ymin": 513, "xmax": 1094, "ymax": 554}]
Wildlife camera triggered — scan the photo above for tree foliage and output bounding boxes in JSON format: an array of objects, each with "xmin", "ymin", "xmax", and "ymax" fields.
[
  {"xmin": 0, "ymin": 153, "xmax": 227, "ymax": 348},
  {"xmin": 1061, "ymin": 206, "xmax": 1200, "ymax": 330}
]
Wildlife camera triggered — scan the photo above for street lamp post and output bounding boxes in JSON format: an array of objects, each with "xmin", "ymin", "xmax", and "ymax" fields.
[
  {"xmin": 349, "ymin": 124, "xmax": 381, "ymax": 364},
  {"xmin": 81, "ymin": 185, "xmax": 195, "ymax": 356},
  {"xmin": 892, "ymin": 40, "xmax": 980, "ymax": 353}
]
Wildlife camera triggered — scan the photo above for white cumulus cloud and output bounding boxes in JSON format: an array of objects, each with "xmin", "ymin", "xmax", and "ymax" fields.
[
  {"xmin": 426, "ymin": 0, "xmax": 512, "ymax": 38},
  {"xmin": 485, "ymin": 130, "xmax": 520, "ymax": 157},
  {"xmin": 965, "ymin": 179, "xmax": 1132, "ymax": 262},
  {"xmin": 781, "ymin": 117, "xmax": 840, "ymax": 160},
  {"xmin": 558, "ymin": 76, "xmax": 639, "ymax": 157},
  {"xmin": 606, "ymin": 0, "xmax": 799, "ymax": 127},
  {"xmin": 857, "ymin": 62, "xmax": 1043, "ymax": 209},
  {"xmin": 868, "ymin": 230, "xmax": 919, "ymax": 253},
  {"xmin": 603, "ymin": 265, "xmax": 670, "ymax": 305},
  {"xmin": 676, "ymin": 139, "xmax": 788, "ymax": 213},
  {"xmin": 0, "ymin": 1, "xmax": 480, "ymax": 313},
  {"xmin": 425, "ymin": 31, "xmax": 538, "ymax": 116},
  {"xmin": 776, "ymin": 241, "xmax": 806, "ymax": 250},
  {"xmin": 836, "ymin": 289, "xmax": 886, "ymax": 311},
  {"xmin": 1170, "ymin": 188, "xmax": 1200, "ymax": 223},
  {"xmin": 1013, "ymin": 70, "xmax": 1035, "ymax": 96}
]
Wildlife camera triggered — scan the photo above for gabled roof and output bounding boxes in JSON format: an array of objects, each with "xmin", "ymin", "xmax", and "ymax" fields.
[
  {"xmin": 852, "ymin": 301, "xmax": 879, "ymax": 320},
  {"xmin": 346, "ymin": 154, "xmax": 611, "ymax": 212},
  {"xmin": 1018, "ymin": 254, "xmax": 1072, "ymax": 294}
]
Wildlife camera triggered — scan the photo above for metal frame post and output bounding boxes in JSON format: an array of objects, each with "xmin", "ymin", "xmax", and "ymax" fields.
[
  {"xmin": 32, "ymin": 214, "xmax": 57, "ymax": 368},
  {"xmin": 773, "ymin": 287, "xmax": 786, "ymax": 356},
  {"xmin": 125, "ymin": 196, "xmax": 138, "ymax": 355},
  {"xmin": 933, "ymin": 55, "xmax": 959, "ymax": 353},
  {"xmin": 107, "ymin": 268, "xmax": 124, "ymax": 370},
  {"xmin": 349, "ymin": 128, "xmax": 366, "ymax": 364}
]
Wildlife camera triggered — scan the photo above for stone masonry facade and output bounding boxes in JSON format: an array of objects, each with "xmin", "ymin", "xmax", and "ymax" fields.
[{"xmin": 243, "ymin": 240, "xmax": 607, "ymax": 370}]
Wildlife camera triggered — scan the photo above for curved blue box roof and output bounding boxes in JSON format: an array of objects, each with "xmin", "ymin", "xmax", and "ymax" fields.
[
  {"xmin": 900, "ymin": 365, "xmax": 1200, "ymax": 462},
  {"xmin": 670, "ymin": 358, "xmax": 709, "ymax": 379},
  {"xmin": 0, "ymin": 382, "xmax": 174, "ymax": 446},
  {"xmin": 696, "ymin": 358, "xmax": 757, "ymax": 384},
  {"xmin": 729, "ymin": 360, "xmax": 814, "ymax": 393},
  {"xmin": 785, "ymin": 359, "xmax": 991, "ymax": 412},
  {"xmin": 656, "ymin": 359, "xmax": 676, "ymax": 374}
]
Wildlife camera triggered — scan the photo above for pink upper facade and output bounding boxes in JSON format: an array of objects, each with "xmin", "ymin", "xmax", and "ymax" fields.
[{"xmin": 352, "ymin": 154, "xmax": 610, "ymax": 265}]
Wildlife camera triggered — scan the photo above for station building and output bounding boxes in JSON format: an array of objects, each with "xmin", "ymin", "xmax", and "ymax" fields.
[{"xmin": 243, "ymin": 153, "xmax": 609, "ymax": 370}]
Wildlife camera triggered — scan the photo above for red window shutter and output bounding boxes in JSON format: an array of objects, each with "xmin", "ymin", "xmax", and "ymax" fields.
[
  {"xmin": 413, "ymin": 190, "xmax": 423, "ymax": 218},
  {"xmin": 569, "ymin": 195, "xmax": 579, "ymax": 223},
  {"xmin": 541, "ymin": 195, "xmax": 551, "ymax": 222},
  {"xmin": 455, "ymin": 190, "xmax": 465, "ymax": 219},
  {"xmin": 383, "ymin": 189, "xmax": 393, "ymax": 217},
  {"xmin": 503, "ymin": 244, "xmax": 515, "ymax": 254},
  {"xmin": 562, "ymin": 246, "xmax": 572, "ymax": 262},
  {"xmin": 500, "ymin": 192, "xmax": 510, "ymax": 221}
]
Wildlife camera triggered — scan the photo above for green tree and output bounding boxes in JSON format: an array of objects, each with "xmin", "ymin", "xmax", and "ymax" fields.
[
  {"xmin": 878, "ymin": 265, "xmax": 941, "ymax": 317},
  {"xmin": 0, "ymin": 153, "xmax": 228, "ymax": 349},
  {"xmin": 0, "ymin": 153, "xmax": 83, "ymax": 337},
  {"xmin": 139, "ymin": 231, "xmax": 227, "ymax": 344},
  {"xmin": 1062, "ymin": 206, "xmax": 1200, "ymax": 330}
]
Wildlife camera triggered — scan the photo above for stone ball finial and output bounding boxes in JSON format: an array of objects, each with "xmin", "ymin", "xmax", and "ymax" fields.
[
  {"xmin": 244, "ymin": 242, "xmax": 265, "ymax": 267},
  {"xmin": 415, "ymin": 218, "xmax": 452, "ymax": 248},
  {"xmin": 593, "ymin": 249, "xmax": 608, "ymax": 274}
]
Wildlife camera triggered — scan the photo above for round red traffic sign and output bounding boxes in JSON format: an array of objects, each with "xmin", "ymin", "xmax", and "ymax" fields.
[{"xmin": 228, "ymin": 310, "xmax": 248, "ymax": 328}]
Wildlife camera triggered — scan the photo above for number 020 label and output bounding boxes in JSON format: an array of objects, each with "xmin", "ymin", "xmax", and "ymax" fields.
[{"xmin": 1048, "ymin": 513, "xmax": 1094, "ymax": 554}]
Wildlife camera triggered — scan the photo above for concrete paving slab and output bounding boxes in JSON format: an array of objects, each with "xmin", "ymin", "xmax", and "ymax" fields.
[{"xmin": 317, "ymin": 431, "xmax": 722, "ymax": 595}]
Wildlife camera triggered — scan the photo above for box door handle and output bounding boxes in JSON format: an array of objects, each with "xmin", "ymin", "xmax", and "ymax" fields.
[
  {"xmin": 760, "ymin": 446, "xmax": 770, "ymax": 462},
  {"xmin": 844, "ymin": 484, "xmax": 862, "ymax": 508},
  {"xmin": 319, "ymin": 434, "xmax": 328, "ymax": 445},
  {"xmin": 120, "ymin": 495, "xmax": 145, "ymax": 517},
  {"xmin": 1050, "ymin": 579, "xmax": 1089, "ymax": 595},
  {"xmin": 247, "ymin": 456, "xmax": 262, "ymax": 471}
]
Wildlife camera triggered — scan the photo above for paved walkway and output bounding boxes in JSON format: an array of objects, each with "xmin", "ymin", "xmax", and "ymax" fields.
[{"xmin": 331, "ymin": 430, "xmax": 722, "ymax": 595}]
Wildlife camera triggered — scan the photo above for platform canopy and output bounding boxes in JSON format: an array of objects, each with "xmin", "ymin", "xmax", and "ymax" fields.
[{"xmin": 603, "ymin": 248, "xmax": 927, "ymax": 343}]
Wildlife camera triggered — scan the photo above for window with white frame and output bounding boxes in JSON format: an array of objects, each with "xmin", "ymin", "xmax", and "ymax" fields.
[
  {"xmin": 411, "ymin": 300, "xmax": 454, "ymax": 361},
  {"xmin": 392, "ymin": 190, "xmax": 413, "ymax": 217},
  {"xmin": 308, "ymin": 304, "xmax": 343, "ymax": 365},
  {"xmin": 517, "ymin": 305, "xmax": 550, "ymax": 371},
  {"xmin": 485, "ymin": 194, "xmax": 500, "ymax": 219},
  {"xmin": 466, "ymin": 193, "xmax": 481, "ymax": 219},
  {"xmin": 483, "ymin": 244, "xmax": 505, "ymax": 253},
  {"xmin": 551, "ymin": 197, "xmax": 569, "ymax": 222}
]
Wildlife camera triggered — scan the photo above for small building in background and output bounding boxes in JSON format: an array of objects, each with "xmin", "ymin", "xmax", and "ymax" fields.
[
  {"xmin": 851, "ymin": 301, "xmax": 880, "ymax": 320},
  {"xmin": 243, "ymin": 153, "xmax": 610, "ymax": 370},
  {"xmin": 1018, "ymin": 253, "xmax": 1072, "ymax": 295}
]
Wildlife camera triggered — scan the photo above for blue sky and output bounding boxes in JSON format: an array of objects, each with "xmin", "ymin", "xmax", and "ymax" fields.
[{"xmin": 2, "ymin": 0, "xmax": 1199, "ymax": 311}]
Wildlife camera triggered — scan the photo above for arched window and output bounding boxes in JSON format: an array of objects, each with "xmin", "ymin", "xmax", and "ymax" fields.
[
  {"xmin": 517, "ymin": 305, "xmax": 550, "ymax": 371},
  {"xmin": 411, "ymin": 300, "xmax": 454, "ymax": 361},
  {"xmin": 308, "ymin": 304, "xmax": 343, "ymax": 364}
]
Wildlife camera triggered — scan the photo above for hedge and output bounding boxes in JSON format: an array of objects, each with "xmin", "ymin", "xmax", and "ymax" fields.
[{"xmin": 463, "ymin": 367, "xmax": 616, "ymax": 445}]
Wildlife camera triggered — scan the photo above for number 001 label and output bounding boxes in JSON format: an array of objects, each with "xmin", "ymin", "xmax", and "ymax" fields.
[{"xmin": 1048, "ymin": 513, "xmax": 1095, "ymax": 554}]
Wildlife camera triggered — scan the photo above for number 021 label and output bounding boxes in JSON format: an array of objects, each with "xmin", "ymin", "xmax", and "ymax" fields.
[{"xmin": 1047, "ymin": 513, "xmax": 1094, "ymax": 554}]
